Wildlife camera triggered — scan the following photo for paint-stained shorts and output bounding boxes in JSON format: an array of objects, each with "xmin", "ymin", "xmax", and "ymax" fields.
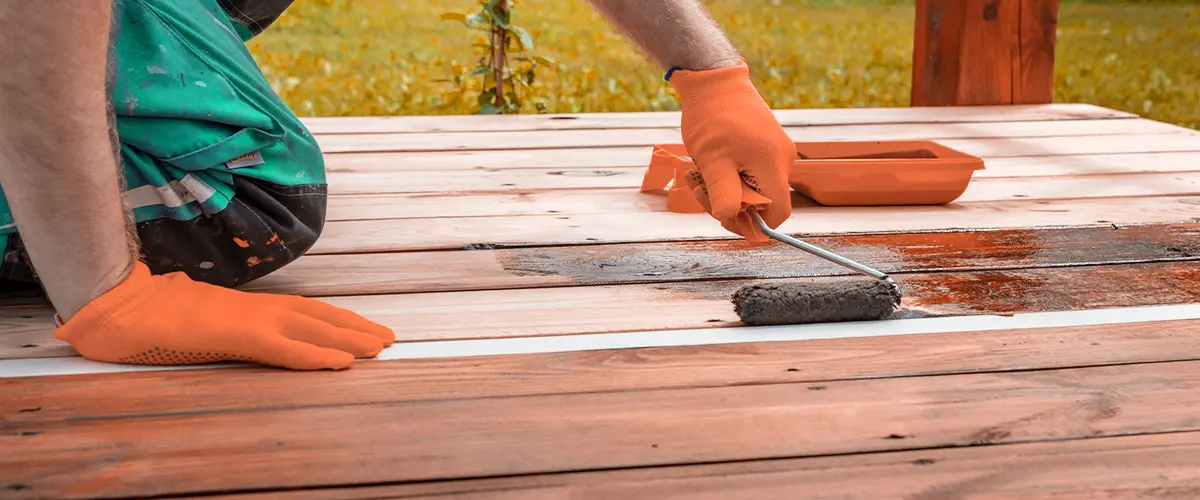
[{"xmin": 0, "ymin": 0, "xmax": 324, "ymax": 293}]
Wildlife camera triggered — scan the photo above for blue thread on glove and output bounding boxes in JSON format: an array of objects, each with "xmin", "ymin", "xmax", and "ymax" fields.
[{"xmin": 664, "ymin": 66, "xmax": 681, "ymax": 82}]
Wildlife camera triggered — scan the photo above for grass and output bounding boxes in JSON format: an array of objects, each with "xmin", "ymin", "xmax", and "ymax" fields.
[{"xmin": 245, "ymin": 0, "xmax": 1199, "ymax": 129}]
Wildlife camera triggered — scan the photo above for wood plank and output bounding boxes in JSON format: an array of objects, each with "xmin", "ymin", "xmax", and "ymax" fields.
[
  {"xmin": 324, "ymin": 152, "xmax": 1200, "ymax": 196},
  {"xmin": 5, "ymin": 360, "xmax": 1200, "ymax": 498},
  {"xmin": 912, "ymin": 0, "xmax": 965, "ymax": 106},
  {"xmin": 206, "ymin": 431, "xmax": 1200, "ymax": 500},
  {"xmin": 247, "ymin": 224, "xmax": 1200, "ymax": 297},
  {"xmin": 2, "ymin": 319, "xmax": 1196, "ymax": 424},
  {"xmin": 312, "ymin": 118, "xmax": 1183, "ymax": 154},
  {"xmin": 317, "ymin": 261, "xmax": 1200, "ymax": 341},
  {"xmin": 321, "ymin": 133, "xmax": 1200, "ymax": 172},
  {"xmin": 6, "ymin": 260, "xmax": 1198, "ymax": 359},
  {"xmin": 322, "ymin": 172, "xmax": 1200, "ymax": 220},
  {"xmin": 912, "ymin": 0, "xmax": 1058, "ymax": 105},
  {"xmin": 298, "ymin": 103, "xmax": 1134, "ymax": 135},
  {"xmin": 957, "ymin": 0, "xmax": 1020, "ymax": 104},
  {"xmin": 1016, "ymin": 0, "xmax": 1060, "ymax": 104},
  {"xmin": 325, "ymin": 152, "xmax": 1200, "ymax": 196},
  {"xmin": 960, "ymin": 0, "xmax": 1017, "ymax": 104},
  {"xmin": 309, "ymin": 196, "xmax": 1200, "ymax": 254}
]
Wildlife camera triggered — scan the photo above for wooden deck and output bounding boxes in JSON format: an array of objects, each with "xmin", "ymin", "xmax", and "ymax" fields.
[{"xmin": 2, "ymin": 103, "xmax": 1200, "ymax": 498}]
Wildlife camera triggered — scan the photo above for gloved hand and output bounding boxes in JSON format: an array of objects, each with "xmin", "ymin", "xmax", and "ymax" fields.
[
  {"xmin": 53, "ymin": 261, "xmax": 395, "ymax": 370},
  {"xmin": 668, "ymin": 62, "xmax": 797, "ymax": 241}
]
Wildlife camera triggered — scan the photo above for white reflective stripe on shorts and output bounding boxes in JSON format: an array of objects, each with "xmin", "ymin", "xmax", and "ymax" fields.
[{"xmin": 125, "ymin": 173, "xmax": 218, "ymax": 209}]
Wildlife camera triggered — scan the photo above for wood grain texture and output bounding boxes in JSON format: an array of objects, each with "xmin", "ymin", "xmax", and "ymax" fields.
[
  {"xmin": 209, "ymin": 431, "xmax": 1200, "ymax": 500},
  {"xmin": 3, "ymin": 319, "xmax": 1196, "ymax": 424},
  {"xmin": 247, "ymin": 224, "xmax": 1200, "ymax": 297},
  {"xmin": 958, "ymin": 0, "xmax": 1021, "ymax": 105},
  {"xmin": 321, "ymin": 133, "xmax": 1200, "ymax": 173},
  {"xmin": 5, "ymin": 361, "xmax": 1200, "ymax": 498},
  {"xmin": 298, "ymin": 103, "xmax": 1133, "ymax": 135},
  {"xmin": 5, "ymin": 260, "xmax": 1198, "ymax": 360},
  {"xmin": 912, "ymin": 0, "xmax": 1058, "ymax": 105},
  {"xmin": 312, "ymin": 118, "xmax": 1183, "ymax": 154},
  {"xmin": 321, "ymin": 172, "xmax": 1200, "ymax": 220},
  {"xmin": 1017, "ymin": 0, "xmax": 1060, "ymax": 104},
  {"xmin": 309, "ymin": 196, "xmax": 1200, "ymax": 254},
  {"xmin": 324, "ymin": 152, "xmax": 1200, "ymax": 197}
]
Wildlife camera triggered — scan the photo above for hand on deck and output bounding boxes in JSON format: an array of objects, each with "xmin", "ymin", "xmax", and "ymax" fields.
[
  {"xmin": 53, "ymin": 261, "xmax": 396, "ymax": 370},
  {"xmin": 669, "ymin": 63, "xmax": 796, "ymax": 241}
]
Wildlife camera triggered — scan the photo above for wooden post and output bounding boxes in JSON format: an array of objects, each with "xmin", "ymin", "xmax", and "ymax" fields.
[{"xmin": 911, "ymin": 0, "xmax": 1059, "ymax": 106}]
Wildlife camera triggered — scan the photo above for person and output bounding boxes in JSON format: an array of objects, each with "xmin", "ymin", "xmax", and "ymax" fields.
[{"xmin": 0, "ymin": 0, "xmax": 797, "ymax": 370}]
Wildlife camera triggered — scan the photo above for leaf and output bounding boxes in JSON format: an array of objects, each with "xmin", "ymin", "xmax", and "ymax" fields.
[
  {"xmin": 469, "ymin": 67, "xmax": 492, "ymax": 77},
  {"xmin": 477, "ymin": 88, "xmax": 496, "ymax": 107},
  {"xmin": 484, "ymin": 0, "xmax": 510, "ymax": 27},
  {"xmin": 440, "ymin": 12, "xmax": 467, "ymax": 23},
  {"xmin": 467, "ymin": 10, "xmax": 489, "ymax": 25},
  {"xmin": 508, "ymin": 25, "xmax": 534, "ymax": 51},
  {"xmin": 532, "ymin": 55, "xmax": 555, "ymax": 66},
  {"xmin": 479, "ymin": 102, "xmax": 503, "ymax": 114}
]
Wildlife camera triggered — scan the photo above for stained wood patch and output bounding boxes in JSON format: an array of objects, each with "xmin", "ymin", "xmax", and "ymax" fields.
[
  {"xmin": 912, "ymin": 0, "xmax": 1059, "ymax": 105},
  {"xmin": 248, "ymin": 223, "xmax": 1200, "ymax": 297},
  {"xmin": 5, "ymin": 260, "xmax": 1198, "ymax": 360},
  {"xmin": 5, "ymin": 361, "xmax": 1200, "ymax": 498}
]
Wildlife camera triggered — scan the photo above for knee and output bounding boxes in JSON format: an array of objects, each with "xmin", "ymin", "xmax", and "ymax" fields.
[{"xmin": 137, "ymin": 176, "xmax": 327, "ymax": 288}]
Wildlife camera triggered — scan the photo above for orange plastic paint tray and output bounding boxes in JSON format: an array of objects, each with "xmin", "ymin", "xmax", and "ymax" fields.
[{"xmin": 790, "ymin": 140, "xmax": 984, "ymax": 206}]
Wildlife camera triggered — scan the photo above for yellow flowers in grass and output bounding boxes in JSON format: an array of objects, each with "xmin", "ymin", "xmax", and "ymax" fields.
[{"xmin": 246, "ymin": 0, "xmax": 1198, "ymax": 129}]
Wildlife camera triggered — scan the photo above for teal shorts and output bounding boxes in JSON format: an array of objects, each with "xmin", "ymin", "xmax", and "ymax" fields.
[{"xmin": 0, "ymin": 0, "xmax": 325, "ymax": 291}]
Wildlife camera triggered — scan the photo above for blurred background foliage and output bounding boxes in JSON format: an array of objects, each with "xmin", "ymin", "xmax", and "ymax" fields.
[{"xmin": 245, "ymin": 0, "xmax": 1199, "ymax": 129}]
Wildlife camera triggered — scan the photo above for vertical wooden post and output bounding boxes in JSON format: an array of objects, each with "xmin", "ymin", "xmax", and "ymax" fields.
[{"xmin": 911, "ymin": 0, "xmax": 1058, "ymax": 106}]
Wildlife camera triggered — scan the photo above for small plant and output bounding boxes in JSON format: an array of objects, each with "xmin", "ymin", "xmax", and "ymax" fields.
[{"xmin": 440, "ymin": 0, "xmax": 553, "ymax": 113}]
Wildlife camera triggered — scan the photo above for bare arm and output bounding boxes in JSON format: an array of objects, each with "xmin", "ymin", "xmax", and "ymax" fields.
[
  {"xmin": 0, "ymin": 1, "xmax": 138, "ymax": 321},
  {"xmin": 585, "ymin": 0, "xmax": 742, "ymax": 71}
]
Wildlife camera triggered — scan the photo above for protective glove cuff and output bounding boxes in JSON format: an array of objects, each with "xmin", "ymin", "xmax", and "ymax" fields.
[{"xmin": 54, "ymin": 261, "xmax": 153, "ymax": 341}]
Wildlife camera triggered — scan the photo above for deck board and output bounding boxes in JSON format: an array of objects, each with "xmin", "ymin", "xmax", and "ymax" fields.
[
  {"xmin": 312, "ymin": 118, "xmax": 1186, "ymax": 153},
  {"xmin": 5, "ymin": 360, "xmax": 1200, "ymax": 498},
  {"xmin": 320, "ymin": 172, "xmax": 1200, "ymax": 220},
  {"xmin": 298, "ymin": 103, "xmax": 1135, "ymax": 134},
  {"xmin": 248, "ymin": 223, "xmax": 1200, "ymax": 297},
  {"xmin": 308, "ymin": 196, "xmax": 1200, "ymax": 254},
  {"xmin": 321, "ymin": 133, "xmax": 1200, "ymax": 172},
  {"xmin": 4, "ymin": 320, "xmax": 1196, "ymax": 424},
  {"xmin": 4, "ymin": 259, "xmax": 1197, "ymax": 360},
  {"xmin": 325, "ymin": 151, "xmax": 1200, "ymax": 195},
  {"xmin": 3, "ymin": 103, "xmax": 1199, "ymax": 498},
  {"xmin": 211, "ymin": 431, "xmax": 1200, "ymax": 500}
]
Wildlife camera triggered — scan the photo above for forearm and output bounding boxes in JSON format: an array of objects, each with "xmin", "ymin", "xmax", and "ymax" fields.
[
  {"xmin": 585, "ymin": 0, "xmax": 742, "ymax": 71},
  {"xmin": 0, "ymin": 1, "xmax": 138, "ymax": 321}
]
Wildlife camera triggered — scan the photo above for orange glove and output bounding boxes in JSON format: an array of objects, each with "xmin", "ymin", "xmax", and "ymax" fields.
[
  {"xmin": 668, "ymin": 62, "xmax": 797, "ymax": 241},
  {"xmin": 53, "ymin": 261, "xmax": 395, "ymax": 370}
]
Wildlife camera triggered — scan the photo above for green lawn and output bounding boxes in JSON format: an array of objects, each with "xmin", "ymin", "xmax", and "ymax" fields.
[{"xmin": 246, "ymin": 0, "xmax": 1199, "ymax": 128}]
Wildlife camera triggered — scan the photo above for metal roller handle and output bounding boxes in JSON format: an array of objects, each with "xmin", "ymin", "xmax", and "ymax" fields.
[{"xmin": 747, "ymin": 207, "xmax": 894, "ymax": 283}]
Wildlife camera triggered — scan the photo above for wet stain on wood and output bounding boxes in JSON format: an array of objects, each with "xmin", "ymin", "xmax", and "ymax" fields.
[{"xmin": 491, "ymin": 224, "xmax": 1200, "ymax": 287}]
